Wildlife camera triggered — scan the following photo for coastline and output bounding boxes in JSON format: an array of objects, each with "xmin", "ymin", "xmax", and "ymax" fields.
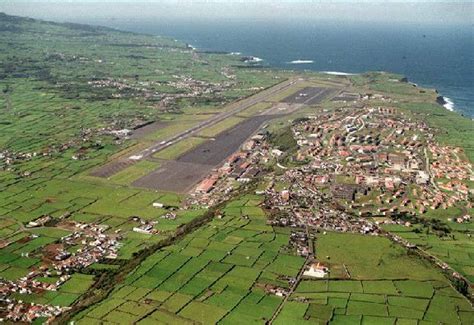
[
  {"xmin": 22, "ymin": 14, "xmax": 471, "ymax": 119},
  {"xmin": 436, "ymin": 95, "xmax": 455, "ymax": 112},
  {"xmin": 442, "ymin": 96, "xmax": 455, "ymax": 112},
  {"xmin": 181, "ymin": 33, "xmax": 471, "ymax": 118},
  {"xmin": 26, "ymin": 12, "xmax": 469, "ymax": 119},
  {"xmin": 191, "ymin": 41, "xmax": 465, "ymax": 116}
]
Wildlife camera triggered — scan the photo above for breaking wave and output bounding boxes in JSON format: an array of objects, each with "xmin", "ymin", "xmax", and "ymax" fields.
[
  {"xmin": 322, "ymin": 71, "xmax": 356, "ymax": 76},
  {"xmin": 443, "ymin": 96, "xmax": 455, "ymax": 111},
  {"xmin": 288, "ymin": 60, "xmax": 314, "ymax": 64}
]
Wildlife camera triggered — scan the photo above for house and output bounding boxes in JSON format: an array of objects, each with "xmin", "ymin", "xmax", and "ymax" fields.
[
  {"xmin": 388, "ymin": 153, "xmax": 406, "ymax": 169},
  {"xmin": 152, "ymin": 202, "xmax": 164, "ymax": 208},
  {"xmin": 271, "ymin": 149, "xmax": 284, "ymax": 157},
  {"xmin": 416, "ymin": 171, "xmax": 430, "ymax": 185},
  {"xmin": 303, "ymin": 262, "xmax": 329, "ymax": 278},
  {"xmin": 331, "ymin": 184, "xmax": 357, "ymax": 201},
  {"xmin": 242, "ymin": 140, "xmax": 256, "ymax": 151},
  {"xmin": 27, "ymin": 216, "xmax": 51, "ymax": 228},
  {"xmin": 196, "ymin": 175, "xmax": 218, "ymax": 193},
  {"xmin": 133, "ymin": 225, "xmax": 153, "ymax": 234}
]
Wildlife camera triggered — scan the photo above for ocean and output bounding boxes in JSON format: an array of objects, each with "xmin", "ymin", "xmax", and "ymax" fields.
[{"xmin": 91, "ymin": 19, "xmax": 473, "ymax": 118}]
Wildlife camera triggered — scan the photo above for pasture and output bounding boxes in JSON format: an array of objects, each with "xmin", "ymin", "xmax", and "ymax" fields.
[
  {"xmin": 282, "ymin": 232, "xmax": 473, "ymax": 324},
  {"xmin": 73, "ymin": 195, "xmax": 306, "ymax": 324}
]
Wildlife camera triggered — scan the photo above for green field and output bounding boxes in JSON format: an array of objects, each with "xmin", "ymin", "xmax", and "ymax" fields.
[
  {"xmin": 285, "ymin": 232, "xmax": 473, "ymax": 324},
  {"xmin": 197, "ymin": 116, "xmax": 246, "ymax": 137},
  {"xmin": 236, "ymin": 102, "xmax": 273, "ymax": 118},
  {"xmin": 73, "ymin": 195, "xmax": 305, "ymax": 324},
  {"xmin": 72, "ymin": 207, "xmax": 474, "ymax": 324},
  {"xmin": 382, "ymin": 223, "xmax": 474, "ymax": 283},
  {"xmin": 0, "ymin": 12, "xmax": 281, "ymax": 285},
  {"xmin": 108, "ymin": 160, "xmax": 160, "ymax": 185},
  {"xmin": 153, "ymin": 137, "xmax": 208, "ymax": 160}
]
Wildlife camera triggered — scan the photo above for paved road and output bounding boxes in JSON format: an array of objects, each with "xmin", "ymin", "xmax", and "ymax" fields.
[
  {"xmin": 267, "ymin": 254, "xmax": 310, "ymax": 324},
  {"xmin": 424, "ymin": 147, "xmax": 440, "ymax": 191},
  {"xmin": 129, "ymin": 77, "xmax": 302, "ymax": 160},
  {"xmin": 91, "ymin": 77, "xmax": 305, "ymax": 177}
]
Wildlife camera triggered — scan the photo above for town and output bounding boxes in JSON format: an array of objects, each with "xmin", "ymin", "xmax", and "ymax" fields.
[
  {"xmin": 190, "ymin": 102, "xmax": 472, "ymax": 229},
  {"xmin": 0, "ymin": 220, "xmax": 121, "ymax": 322}
]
